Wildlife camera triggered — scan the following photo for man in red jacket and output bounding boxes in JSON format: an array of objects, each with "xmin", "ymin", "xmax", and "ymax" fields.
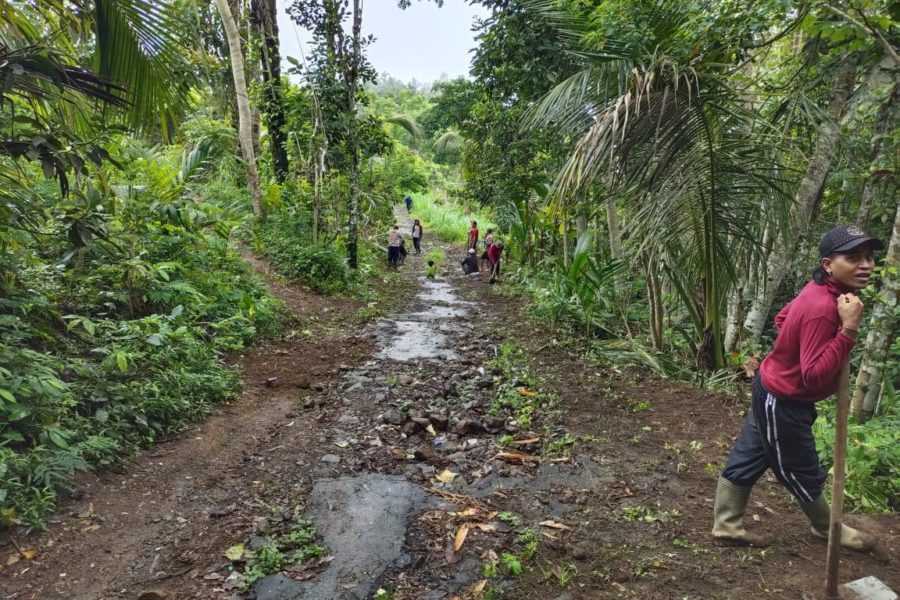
[{"xmin": 712, "ymin": 225, "xmax": 883, "ymax": 550}]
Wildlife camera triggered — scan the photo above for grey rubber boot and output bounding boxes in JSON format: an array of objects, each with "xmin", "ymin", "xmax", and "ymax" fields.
[
  {"xmin": 711, "ymin": 476, "xmax": 770, "ymax": 546},
  {"xmin": 798, "ymin": 495, "xmax": 875, "ymax": 552}
]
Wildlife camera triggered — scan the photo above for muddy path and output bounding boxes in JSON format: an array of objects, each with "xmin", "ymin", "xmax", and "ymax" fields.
[{"xmin": 2, "ymin": 205, "xmax": 898, "ymax": 600}]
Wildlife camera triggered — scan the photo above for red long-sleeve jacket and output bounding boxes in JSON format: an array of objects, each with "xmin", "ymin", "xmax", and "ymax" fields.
[{"xmin": 759, "ymin": 279, "xmax": 855, "ymax": 402}]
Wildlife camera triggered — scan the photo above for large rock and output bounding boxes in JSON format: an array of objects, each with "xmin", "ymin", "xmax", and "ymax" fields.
[
  {"xmin": 381, "ymin": 408, "xmax": 406, "ymax": 425},
  {"xmin": 254, "ymin": 474, "xmax": 426, "ymax": 600}
]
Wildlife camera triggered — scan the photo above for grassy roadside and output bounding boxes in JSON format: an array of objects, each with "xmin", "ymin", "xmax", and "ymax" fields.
[{"xmin": 410, "ymin": 192, "xmax": 498, "ymax": 245}]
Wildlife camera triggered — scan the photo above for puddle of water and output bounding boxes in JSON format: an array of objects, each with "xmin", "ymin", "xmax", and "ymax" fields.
[
  {"xmin": 377, "ymin": 320, "xmax": 458, "ymax": 361},
  {"xmin": 376, "ymin": 278, "xmax": 469, "ymax": 361},
  {"xmin": 418, "ymin": 279, "xmax": 473, "ymax": 305},
  {"xmin": 408, "ymin": 305, "xmax": 469, "ymax": 319}
]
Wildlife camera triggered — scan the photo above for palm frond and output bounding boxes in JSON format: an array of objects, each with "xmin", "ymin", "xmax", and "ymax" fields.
[
  {"xmin": 433, "ymin": 129, "xmax": 463, "ymax": 154},
  {"xmin": 385, "ymin": 114, "xmax": 423, "ymax": 140},
  {"xmin": 91, "ymin": 0, "xmax": 190, "ymax": 132},
  {"xmin": 1, "ymin": 44, "xmax": 126, "ymax": 106}
]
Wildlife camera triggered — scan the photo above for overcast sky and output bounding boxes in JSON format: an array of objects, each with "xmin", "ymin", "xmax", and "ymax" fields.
[{"xmin": 276, "ymin": 1, "xmax": 489, "ymax": 84}]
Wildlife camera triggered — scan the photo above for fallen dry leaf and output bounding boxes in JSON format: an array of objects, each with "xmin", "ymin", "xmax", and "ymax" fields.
[
  {"xmin": 516, "ymin": 387, "xmax": 538, "ymax": 397},
  {"xmin": 469, "ymin": 579, "xmax": 488, "ymax": 595},
  {"xmin": 509, "ymin": 437, "xmax": 540, "ymax": 446},
  {"xmin": 224, "ymin": 544, "xmax": 245, "ymax": 561},
  {"xmin": 494, "ymin": 451, "xmax": 539, "ymax": 464},
  {"xmin": 539, "ymin": 519, "xmax": 572, "ymax": 531},
  {"xmin": 472, "ymin": 523, "xmax": 497, "ymax": 533},
  {"xmin": 453, "ymin": 523, "xmax": 470, "ymax": 552},
  {"xmin": 435, "ymin": 469, "xmax": 458, "ymax": 484},
  {"xmin": 6, "ymin": 554, "xmax": 20, "ymax": 567}
]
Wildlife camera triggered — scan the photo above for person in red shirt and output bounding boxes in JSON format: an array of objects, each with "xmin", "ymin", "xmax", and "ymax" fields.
[
  {"xmin": 467, "ymin": 220, "xmax": 479, "ymax": 252},
  {"xmin": 712, "ymin": 225, "xmax": 883, "ymax": 551},
  {"xmin": 487, "ymin": 240, "xmax": 503, "ymax": 283}
]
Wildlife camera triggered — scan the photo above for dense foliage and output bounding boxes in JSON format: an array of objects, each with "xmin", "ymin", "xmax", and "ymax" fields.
[
  {"xmin": 415, "ymin": 0, "xmax": 898, "ymax": 511},
  {"xmin": 0, "ymin": 0, "xmax": 896, "ymax": 526}
]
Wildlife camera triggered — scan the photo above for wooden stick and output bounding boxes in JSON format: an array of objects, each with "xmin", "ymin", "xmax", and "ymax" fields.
[{"xmin": 825, "ymin": 360, "xmax": 852, "ymax": 599}]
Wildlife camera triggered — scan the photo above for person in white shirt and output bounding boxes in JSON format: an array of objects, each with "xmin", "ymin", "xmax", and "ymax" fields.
[
  {"xmin": 388, "ymin": 225, "xmax": 403, "ymax": 268},
  {"xmin": 411, "ymin": 219, "xmax": 423, "ymax": 254}
]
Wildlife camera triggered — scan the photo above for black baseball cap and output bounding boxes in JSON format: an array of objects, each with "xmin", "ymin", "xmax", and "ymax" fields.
[{"xmin": 819, "ymin": 225, "xmax": 884, "ymax": 258}]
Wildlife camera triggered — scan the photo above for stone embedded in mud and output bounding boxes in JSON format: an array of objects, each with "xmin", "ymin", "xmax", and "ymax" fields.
[
  {"xmin": 411, "ymin": 416, "xmax": 431, "ymax": 429},
  {"xmin": 484, "ymin": 416, "xmax": 505, "ymax": 433},
  {"xmin": 253, "ymin": 573, "xmax": 302, "ymax": 600},
  {"xmin": 428, "ymin": 412, "xmax": 449, "ymax": 431},
  {"xmin": 453, "ymin": 418, "xmax": 486, "ymax": 435},
  {"xmin": 402, "ymin": 419, "xmax": 425, "ymax": 436},
  {"xmin": 381, "ymin": 408, "xmax": 406, "ymax": 425},
  {"xmin": 413, "ymin": 446, "xmax": 436, "ymax": 462},
  {"xmin": 319, "ymin": 454, "xmax": 341, "ymax": 464}
]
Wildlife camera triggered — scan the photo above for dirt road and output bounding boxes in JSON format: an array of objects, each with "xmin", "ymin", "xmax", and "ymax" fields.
[{"xmin": 2, "ymin": 206, "xmax": 897, "ymax": 600}]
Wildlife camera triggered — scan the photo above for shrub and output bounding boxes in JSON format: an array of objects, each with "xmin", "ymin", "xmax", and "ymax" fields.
[{"xmin": 0, "ymin": 188, "xmax": 279, "ymax": 530}]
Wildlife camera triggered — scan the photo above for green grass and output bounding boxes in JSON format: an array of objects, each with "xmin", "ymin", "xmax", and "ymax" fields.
[{"xmin": 411, "ymin": 192, "xmax": 498, "ymax": 244}]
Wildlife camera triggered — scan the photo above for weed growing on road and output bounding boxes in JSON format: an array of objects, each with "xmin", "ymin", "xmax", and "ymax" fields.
[
  {"xmin": 243, "ymin": 543, "xmax": 285, "ymax": 587},
  {"xmin": 487, "ymin": 342, "xmax": 557, "ymax": 429},
  {"xmin": 231, "ymin": 517, "xmax": 328, "ymax": 590},
  {"xmin": 543, "ymin": 432, "xmax": 576, "ymax": 457},
  {"xmin": 621, "ymin": 504, "xmax": 681, "ymax": 524}
]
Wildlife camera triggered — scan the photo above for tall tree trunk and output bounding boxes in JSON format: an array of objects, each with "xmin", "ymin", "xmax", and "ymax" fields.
[
  {"xmin": 576, "ymin": 210, "xmax": 588, "ymax": 242},
  {"xmin": 723, "ymin": 285, "xmax": 744, "ymax": 353},
  {"xmin": 856, "ymin": 82, "xmax": 898, "ymax": 228},
  {"xmin": 215, "ymin": 0, "xmax": 264, "ymax": 219},
  {"xmin": 346, "ymin": 0, "xmax": 362, "ymax": 269},
  {"xmin": 851, "ymin": 203, "xmax": 899, "ymax": 422},
  {"xmin": 743, "ymin": 59, "xmax": 857, "ymax": 340},
  {"xmin": 606, "ymin": 195, "xmax": 623, "ymax": 261},
  {"xmin": 646, "ymin": 259, "xmax": 664, "ymax": 350},
  {"xmin": 251, "ymin": 0, "xmax": 289, "ymax": 182},
  {"xmin": 313, "ymin": 144, "xmax": 325, "ymax": 244}
]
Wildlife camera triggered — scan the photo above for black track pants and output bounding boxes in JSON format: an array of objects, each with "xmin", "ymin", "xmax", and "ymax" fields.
[{"xmin": 721, "ymin": 374, "xmax": 826, "ymax": 503}]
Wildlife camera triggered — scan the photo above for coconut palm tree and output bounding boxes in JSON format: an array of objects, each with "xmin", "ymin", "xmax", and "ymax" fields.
[
  {"xmin": 523, "ymin": 0, "xmax": 790, "ymax": 369},
  {"xmin": 2, "ymin": 0, "xmax": 191, "ymax": 132},
  {"xmin": 0, "ymin": 0, "xmax": 192, "ymax": 232}
]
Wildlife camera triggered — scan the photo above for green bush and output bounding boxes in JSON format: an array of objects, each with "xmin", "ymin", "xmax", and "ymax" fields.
[
  {"xmin": 255, "ymin": 215, "xmax": 352, "ymax": 293},
  {"xmin": 815, "ymin": 399, "xmax": 900, "ymax": 513},
  {"xmin": 0, "ymin": 186, "xmax": 280, "ymax": 530}
]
